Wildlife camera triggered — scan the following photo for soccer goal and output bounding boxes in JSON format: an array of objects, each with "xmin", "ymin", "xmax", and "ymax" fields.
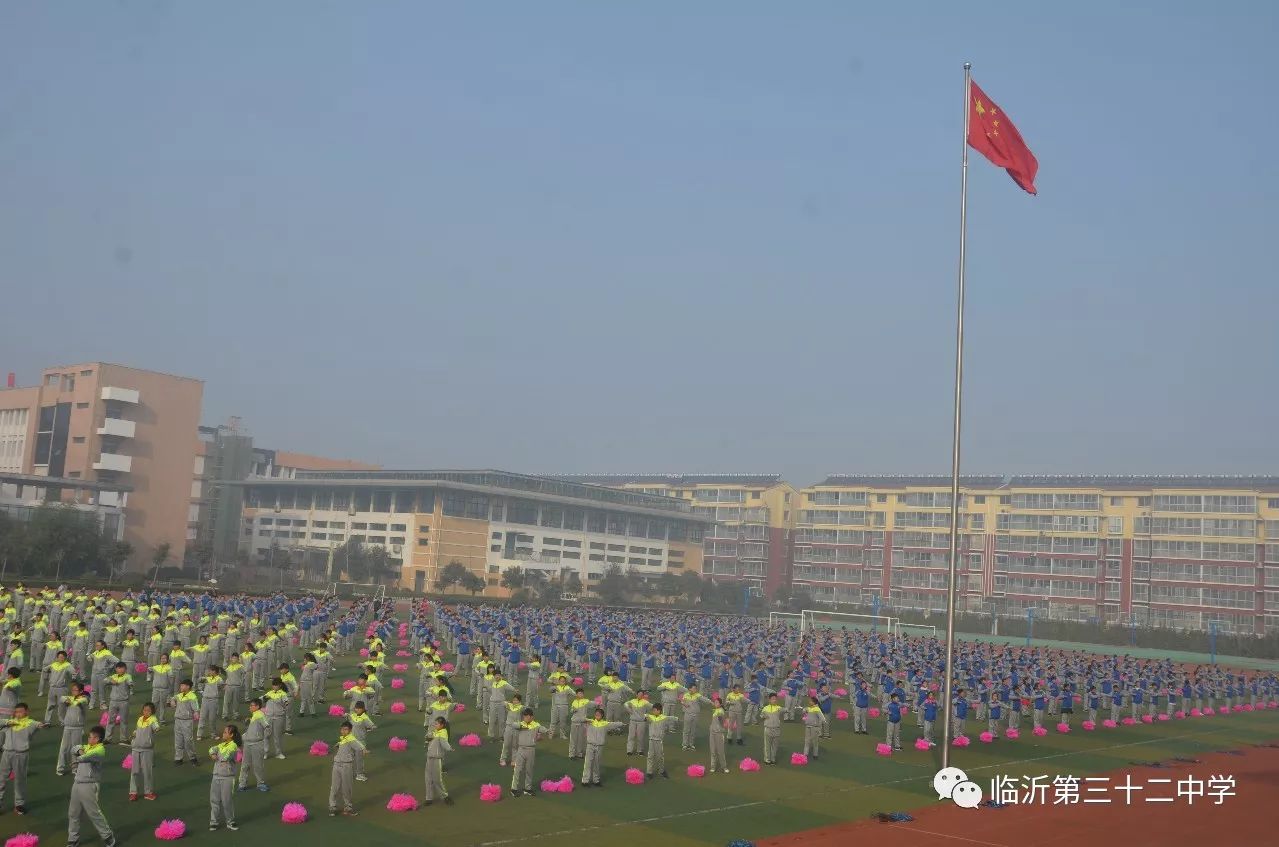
[
  {"xmin": 894, "ymin": 622, "xmax": 938, "ymax": 639},
  {"xmin": 331, "ymin": 582, "xmax": 387, "ymax": 602},
  {"xmin": 800, "ymin": 609, "xmax": 897, "ymax": 634},
  {"xmin": 769, "ymin": 612, "xmax": 803, "ymax": 627}
]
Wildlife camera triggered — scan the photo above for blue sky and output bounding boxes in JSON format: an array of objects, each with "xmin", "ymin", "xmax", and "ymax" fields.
[{"xmin": 2, "ymin": 2, "xmax": 1276, "ymax": 485}]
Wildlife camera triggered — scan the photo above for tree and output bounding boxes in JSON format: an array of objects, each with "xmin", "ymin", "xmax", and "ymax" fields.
[
  {"xmin": 434, "ymin": 560, "xmax": 469, "ymax": 593},
  {"xmin": 656, "ymin": 572, "xmax": 679, "ymax": 604},
  {"xmin": 0, "ymin": 513, "xmax": 28, "ymax": 580},
  {"xmin": 101, "ymin": 540, "xmax": 133, "ymax": 583},
  {"xmin": 563, "ymin": 571, "xmax": 583, "ymax": 596},
  {"xmin": 597, "ymin": 564, "xmax": 627, "ymax": 605},
  {"xmin": 461, "ymin": 572, "xmax": 486, "ymax": 596},
  {"xmin": 188, "ymin": 539, "xmax": 215, "ymax": 573},
  {"xmin": 678, "ymin": 571, "xmax": 705, "ymax": 604},
  {"xmin": 23, "ymin": 505, "xmax": 107, "ymax": 578},
  {"xmin": 500, "ymin": 566, "xmax": 525, "ymax": 592},
  {"xmin": 523, "ymin": 568, "xmax": 548, "ymax": 600},
  {"xmin": 150, "ymin": 542, "xmax": 172, "ymax": 580},
  {"xmin": 789, "ymin": 586, "xmax": 815, "ymax": 613}
]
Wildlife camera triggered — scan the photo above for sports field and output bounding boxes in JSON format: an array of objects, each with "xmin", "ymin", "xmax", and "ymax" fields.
[{"xmin": 11, "ymin": 631, "xmax": 1279, "ymax": 847}]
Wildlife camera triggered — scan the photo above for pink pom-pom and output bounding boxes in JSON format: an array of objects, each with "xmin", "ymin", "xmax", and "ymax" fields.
[
  {"xmin": 83, "ymin": 685, "xmax": 91, "ymax": 694},
  {"xmin": 1270, "ymin": 701, "xmax": 1278, "ymax": 708},
  {"xmin": 388, "ymin": 737, "xmax": 408, "ymax": 752},
  {"xmin": 790, "ymin": 752, "xmax": 809, "ymax": 765},
  {"xmin": 135, "ymin": 662, "xmax": 148, "ymax": 674},
  {"xmin": 572, "ymin": 677, "xmax": 583, "ymax": 687},
  {"xmin": 398, "ymin": 639, "xmax": 409, "ymax": 647},
  {"xmin": 479, "ymin": 784, "xmax": 502, "ymax": 802},
  {"xmin": 386, "ymin": 793, "xmax": 418, "ymax": 812},
  {"xmin": 121, "ymin": 754, "xmax": 134, "ymax": 769},
  {"xmin": 392, "ymin": 663, "xmax": 408, "ymax": 672},
  {"xmin": 556, "ymin": 776, "xmax": 574, "ymax": 793},
  {"xmin": 341, "ymin": 680, "xmax": 356, "ymax": 691},
  {"xmin": 914, "ymin": 738, "xmax": 931, "ymax": 751},
  {"xmin": 791, "ymin": 660, "xmax": 799, "ymax": 668},
  {"xmin": 835, "ymin": 709, "xmax": 849, "ymax": 721},
  {"xmin": 1141, "ymin": 714, "xmax": 1154, "ymax": 724},
  {"xmin": 99, "ymin": 712, "xmax": 110, "ymax": 727},
  {"xmin": 593, "ymin": 696, "xmax": 603, "ymax": 706},
  {"xmin": 868, "ymin": 707, "xmax": 880, "ymax": 718},
  {"xmin": 1174, "ymin": 710, "xmax": 1186, "ymax": 719},
  {"xmin": 1005, "ymin": 728, "xmax": 1019, "ymax": 740},
  {"xmin": 1233, "ymin": 704, "xmax": 1244, "ymax": 712},
  {"xmin": 309, "ymin": 741, "xmax": 330, "ymax": 757},
  {"xmin": 281, "ymin": 802, "xmax": 308, "ymax": 824},
  {"xmin": 952, "ymin": 735, "xmax": 970, "ymax": 747},
  {"xmin": 391, "ymin": 678, "xmax": 405, "ymax": 689},
  {"xmin": 625, "ymin": 768, "xmax": 645, "ymax": 785},
  {"xmin": 6, "ymin": 834, "xmax": 39, "ymax": 847},
  {"xmin": 442, "ymin": 663, "xmax": 455, "ymax": 673},
  {"xmin": 395, "ymin": 650, "xmax": 411, "ymax": 658},
  {"xmin": 116, "ymin": 715, "xmax": 123, "ymax": 725},
  {"xmin": 453, "ymin": 703, "xmax": 466, "ymax": 713},
  {"xmin": 1056, "ymin": 722, "xmax": 1070, "ymax": 733},
  {"xmin": 687, "ymin": 764, "xmax": 706, "ymax": 777},
  {"xmin": 979, "ymin": 731, "xmax": 994, "ymax": 743},
  {"xmin": 809, "ymin": 672, "xmax": 818, "ymax": 680},
  {"xmin": 739, "ymin": 757, "xmax": 761, "ymax": 772},
  {"xmin": 834, "ymin": 688, "xmax": 848, "ymax": 697},
  {"xmin": 1102, "ymin": 719, "xmax": 1118, "ymax": 728},
  {"xmin": 1204, "ymin": 707, "xmax": 1216, "ymax": 715},
  {"xmin": 1033, "ymin": 726, "xmax": 1048, "ymax": 736},
  {"xmin": 328, "ymin": 705, "xmax": 346, "ymax": 717},
  {"xmin": 458, "ymin": 733, "xmax": 482, "ymax": 747},
  {"xmin": 540, "ymin": 779, "xmax": 561, "ymax": 793},
  {"xmin": 359, "ymin": 648, "xmax": 370, "ymax": 658},
  {"xmin": 154, "ymin": 819, "xmax": 186, "ymax": 840},
  {"xmin": 390, "ymin": 702, "xmax": 407, "ymax": 714},
  {"xmin": 433, "ymin": 641, "xmax": 441, "ymax": 648},
  {"xmin": 1081, "ymin": 720, "xmax": 1096, "ymax": 731},
  {"xmin": 807, "ymin": 688, "xmax": 817, "ymax": 698},
  {"xmin": 1158, "ymin": 713, "xmax": 1170, "ymax": 721},
  {"xmin": 519, "ymin": 661, "xmax": 527, "ymax": 670},
  {"xmin": 875, "ymin": 743, "xmax": 893, "ymax": 756},
  {"xmin": 834, "ymin": 670, "xmax": 844, "ymax": 678},
  {"xmin": 1243, "ymin": 704, "xmax": 1254, "ymax": 712},
  {"xmin": 1121, "ymin": 717, "xmax": 1136, "ymax": 725},
  {"xmin": 235, "ymin": 750, "xmax": 243, "ymax": 763},
  {"xmin": 1190, "ymin": 708, "xmax": 1202, "ymax": 717}
]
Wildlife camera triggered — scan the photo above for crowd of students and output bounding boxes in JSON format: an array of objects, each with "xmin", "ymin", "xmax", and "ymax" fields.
[{"xmin": 1, "ymin": 582, "xmax": 1277, "ymax": 844}]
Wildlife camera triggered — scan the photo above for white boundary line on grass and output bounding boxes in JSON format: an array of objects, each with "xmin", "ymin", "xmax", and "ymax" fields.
[{"xmin": 476, "ymin": 728, "xmax": 1233, "ymax": 846}]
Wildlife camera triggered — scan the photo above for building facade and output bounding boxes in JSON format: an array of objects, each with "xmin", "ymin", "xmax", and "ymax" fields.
[
  {"xmin": 562, "ymin": 474, "xmax": 797, "ymax": 596},
  {"xmin": 797, "ymin": 475, "xmax": 1279, "ymax": 635},
  {"xmin": 0, "ymin": 363, "xmax": 203, "ymax": 568},
  {"xmin": 238, "ymin": 470, "xmax": 709, "ymax": 595}
]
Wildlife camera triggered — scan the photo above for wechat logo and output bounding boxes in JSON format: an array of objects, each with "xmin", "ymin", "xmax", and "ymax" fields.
[{"xmin": 934, "ymin": 766, "xmax": 983, "ymax": 809}]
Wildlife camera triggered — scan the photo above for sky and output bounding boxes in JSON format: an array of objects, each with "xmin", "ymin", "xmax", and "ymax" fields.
[{"xmin": 2, "ymin": 2, "xmax": 1277, "ymax": 487}]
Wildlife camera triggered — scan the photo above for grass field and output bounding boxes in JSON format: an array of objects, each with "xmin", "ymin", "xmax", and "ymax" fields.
[{"xmin": 11, "ymin": 650, "xmax": 1279, "ymax": 847}]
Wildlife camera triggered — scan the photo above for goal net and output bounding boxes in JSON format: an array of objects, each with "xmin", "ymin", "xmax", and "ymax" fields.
[
  {"xmin": 894, "ymin": 622, "xmax": 938, "ymax": 639},
  {"xmin": 800, "ymin": 609, "xmax": 897, "ymax": 634},
  {"xmin": 331, "ymin": 582, "xmax": 387, "ymax": 602},
  {"xmin": 769, "ymin": 612, "xmax": 802, "ymax": 627}
]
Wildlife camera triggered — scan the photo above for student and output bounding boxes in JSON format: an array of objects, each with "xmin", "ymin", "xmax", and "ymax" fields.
[
  {"xmin": 707, "ymin": 700, "xmax": 733, "ymax": 774},
  {"xmin": 263, "ymin": 677, "xmax": 291, "ymax": 759},
  {"xmin": 170, "ymin": 678, "xmax": 201, "ymax": 765},
  {"xmin": 760, "ymin": 692, "xmax": 784, "ymax": 764},
  {"xmin": 0, "ymin": 667, "xmax": 21, "ymax": 722},
  {"xmin": 0, "ymin": 702, "xmax": 46, "ymax": 814},
  {"xmin": 426, "ymin": 691, "xmax": 453, "ymax": 728},
  {"xmin": 1110, "ymin": 685, "xmax": 1123, "ymax": 722},
  {"xmin": 953, "ymin": 689, "xmax": 969, "ymax": 739},
  {"xmin": 498, "ymin": 693, "xmax": 524, "ymax": 768},
  {"xmin": 816, "ymin": 683, "xmax": 833, "ymax": 739},
  {"xmin": 350, "ymin": 701, "xmax": 377, "ymax": 781},
  {"xmin": 128, "ymin": 702, "xmax": 161, "ymax": 801},
  {"xmin": 1032, "ymin": 687, "xmax": 1047, "ymax": 731},
  {"xmin": 987, "ymin": 690, "xmax": 1003, "ymax": 736},
  {"xmin": 1060, "ymin": 683, "xmax": 1075, "ymax": 727},
  {"xmin": 680, "ymin": 684, "xmax": 714, "ymax": 750},
  {"xmin": 724, "ymin": 684, "xmax": 746, "ymax": 745},
  {"xmin": 423, "ymin": 716, "xmax": 454, "ymax": 805},
  {"xmin": 549, "ymin": 678, "xmax": 574, "ymax": 739},
  {"xmin": 1087, "ymin": 687, "xmax": 1100, "ymax": 724},
  {"xmin": 921, "ymin": 692, "xmax": 938, "ymax": 746},
  {"xmin": 853, "ymin": 679, "xmax": 871, "ymax": 735},
  {"xmin": 237, "ymin": 699, "xmax": 270, "ymax": 792},
  {"xmin": 329, "ymin": 721, "xmax": 366, "ymax": 816},
  {"xmin": 802, "ymin": 695, "xmax": 828, "ymax": 759},
  {"xmin": 88, "ymin": 640, "xmax": 117, "ymax": 709},
  {"xmin": 150, "ymin": 654, "xmax": 175, "ymax": 723},
  {"xmin": 209, "ymin": 723, "xmax": 241, "ymax": 832},
  {"xmin": 44, "ymin": 649, "xmax": 74, "ymax": 724},
  {"xmin": 68, "ymin": 726, "xmax": 117, "ymax": 847},
  {"xmin": 886, "ymin": 693, "xmax": 903, "ymax": 752},
  {"xmin": 57, "ymin": 681, "xmax": 90, "ymax": 776},
  {"xmin": 625, "ymin": 690, "xmax": 649, "ymax": 756},
  {"xmin": 298, "ymin": 653, "xmax": 318, "ymax": 718},
  {"xmin": 510, "ymin": 707, "xmax": 546, "ymax": 796},
  {"xmin": 567, "ymin": 688, "xmax": 592, "ymax": 759},
  {"xmin": 581, "ymin": 707, "xmax": 625, "ymax": 787},
  {"xmin": 644, "ymin": 702, "xmax": 677, "ymax": 779}
]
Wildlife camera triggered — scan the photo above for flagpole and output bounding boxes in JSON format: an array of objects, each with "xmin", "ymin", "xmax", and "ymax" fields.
[{"xmin": 940, "ymin": 62, "xmax": 973, "ymax": 771}]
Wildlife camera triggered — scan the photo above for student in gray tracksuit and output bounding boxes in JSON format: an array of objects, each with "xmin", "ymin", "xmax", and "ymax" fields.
[
  {"xmin": 197, "ymin": 669, "xmax": 223, "ymax": 738},
  {"xmin": 238, "ymin": 701, "xmax": 270, "ymax": 791},
  {"xmin": 329, "ymin": 722, "xmax": 365, "ymax": 815},
  {"xmin": 568, "ymin": 692, "xmax": 591, "ymax": 758},
  {"xmin": 57, "ymin": 684, "xmax": 90, "ymax": 776},
  {"xmin": 423, "ymin": 717, "xmax": 454, "ymax": 805},
  {"xmin": 298, "ymin": 655, "xmax": 318, "ymax": 717},
  {"xmin": 802, "ymin": 699, "xmax": 827, "ymax": 758},
  {"xmin": 510, "ymin": 709, "xmax": 546, "ymax": 795},
  {"xmin": 263, "ymin": 681, "xmax": 291, "ymax": 758},
  {"xmin": 88, "ymin": 642, "xmax": 117, "ymax": 709},
  {"xmin": 128, "ymin": 703, "xmax": 160, "ymax": 799},
  {"xmin": 549, "ymin": 683, "xmax": 573, "ymax": 738},
  {"xmin": 0, "ymin": 704, "xmax": 45, "ymax": 813},
  {"xmin": 582, "ymin": 708, "xmax": 624, "ymax": 786},
  {"xmin": 170, "ymin": 681, "xmax": 200, "ymax": 764},
  {"xmin": 150, "ymin": 657, "xmax": 175, "ymax": 723},
  {"xmin": 68, "ymin": 727, "xmax": 117, "ymax": 847},
  {"xmin": 103, "ymin": 663, "xmax": 134, "ymax": 743},
  {"xmin": 761, "ymin": 695, "xmax": 784, "ymax": 764},
  {"xmin": 625, "ymin": 694, "xmax": 650, "ymax": 755},
  {"xmin": 681, "ymin": 686, "xmax": 714, "ymax": 750},
  {"xmin": 209, "ymin": 725, "xmax": 240, "ymax": 831},
  {"xmin": 644, "ymin": 705, "xmax": 677, "ymax": 778},
  {"xmin": 44, "ymin": 650, "xmax": 74, "ymax": 724},
  {"xmin": 707, "ymin": 704, "xmax": 732, "ymax": 773},
  {"xmin": 498, "ymin": 696, "xmax": 524, "ymax": 766}
]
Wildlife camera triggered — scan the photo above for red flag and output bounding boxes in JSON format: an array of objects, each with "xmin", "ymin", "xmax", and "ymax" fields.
[{"xmin": 967, "ymin": 80, "xmax": 1038, "ymax": 195}]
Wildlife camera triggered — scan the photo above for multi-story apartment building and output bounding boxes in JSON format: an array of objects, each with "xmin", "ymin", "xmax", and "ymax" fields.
[
  {"xmin": 561, "ymin": 474, "xmax": 797, "ymax": 595},
  {"xmin": 798, "ymin": 475, "xmax": 1279, "ymax": 635},
  {"xmin": 0, "ymin": 363, "xmax": 203, "ymax": 568},
  {"xmin": 238, "ymin": 470, "xmax": 709, "ymax": 596}
]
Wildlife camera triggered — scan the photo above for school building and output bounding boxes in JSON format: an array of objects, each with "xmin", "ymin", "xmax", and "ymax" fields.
[
  {"xmin": 796, "ymin": 475, "xmax": 1279, "ymax": 635},
  {"xmin": 237, "ymin": 469, "xmax": 710, "ymax": 595}
]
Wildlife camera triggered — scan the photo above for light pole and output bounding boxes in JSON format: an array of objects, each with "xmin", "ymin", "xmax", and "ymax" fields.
[
  {"xmin": 1208, "ymin": 620, "xmax": 1219, "ymax": 665},
  {"xmin": 1026, "ymin": 606, "xmax": 1036, "ymax": 647}
]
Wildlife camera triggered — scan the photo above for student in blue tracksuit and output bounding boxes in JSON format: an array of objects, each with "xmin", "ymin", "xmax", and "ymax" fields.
[
  {"xmin": 885, "ymin": 694, "xmax": 903, "ymax": 750},
  {"xmin": 920, "ymin": 693, "xmax": 938, "ymax": 745},
  {"xmin": 815, "ymin": 683, "xmax": 833, "ymax": 738},
  {"xmin": 953, "ymin": 689, "xmax": 969, "ymax": 738},
  {"xmin": 854, "ymin": 681, "xmax": 871, "ymax": 734}
]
